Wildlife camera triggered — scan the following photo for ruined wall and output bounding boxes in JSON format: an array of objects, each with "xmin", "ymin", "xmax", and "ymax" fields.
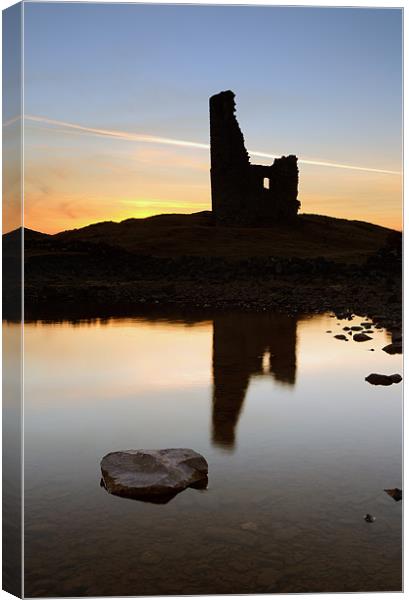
[{"xmin": 209, "ymin": 90, "xmax": 300, "ymax": 226}]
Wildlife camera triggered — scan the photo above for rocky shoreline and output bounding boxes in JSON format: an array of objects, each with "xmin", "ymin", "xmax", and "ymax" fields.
[
  {"xmin": 19, "ymin": 269, "xmax": 401, "ymax": 338},
  {"xmin": 3, "ymin": 221, "xmax": 402, "ymax": 340}
]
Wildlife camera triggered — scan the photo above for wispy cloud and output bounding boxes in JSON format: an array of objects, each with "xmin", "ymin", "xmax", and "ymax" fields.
[{"xmin": 21, "ymin": 114, "xmax": 401, "ymax": 176}]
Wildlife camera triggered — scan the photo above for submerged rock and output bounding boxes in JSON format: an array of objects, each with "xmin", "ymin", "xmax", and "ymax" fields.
[
  {"xmin": 382, "ymin": 343, "xmax": 403, "ymax": 355},
  {"xmin": 365, "ymin": 373, "xmax": 402, "ymax": 386},
  {"xmin": 353, "ymin": 333, "xmax": 372, "ymax": 342},
  {"xmin": 384, "ymin": 488, "xmax": 402, "ymax": 502},
  {"xmin": 100, "ymin": 448, "xmax": 208, "ymax": 502}
]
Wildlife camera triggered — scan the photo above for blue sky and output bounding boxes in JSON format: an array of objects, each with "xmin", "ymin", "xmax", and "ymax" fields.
[{"xmin": 19, "ymin": 3, "xmax": 403, "ymax": 232}]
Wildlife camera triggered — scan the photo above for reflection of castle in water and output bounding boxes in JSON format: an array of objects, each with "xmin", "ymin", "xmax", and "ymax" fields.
[
  {"xmin": 29, "ymin": 309, "xmax": 298, "ymax": 452},
  {"xmin": 212, "ymin": 313, "xmax": 298, "ymax": 449}
]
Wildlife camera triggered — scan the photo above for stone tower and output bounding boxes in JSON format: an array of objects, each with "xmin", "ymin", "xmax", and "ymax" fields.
[{"xmin": 209, "ymin": 90, "xmax": 300, "ymax": 226}]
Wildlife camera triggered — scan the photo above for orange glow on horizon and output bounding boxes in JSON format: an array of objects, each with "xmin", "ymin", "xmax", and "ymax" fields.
[{"xmin": 19, "ymin": 199, "xmax": 402, "ymax": 236}]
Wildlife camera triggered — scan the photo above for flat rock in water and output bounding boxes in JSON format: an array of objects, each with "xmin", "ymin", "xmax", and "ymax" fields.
[
  {"xmin": 353, "ymin": 333, "xmax": 372, "ymax": 342},
  {"xmin": 100, "ymin": 448, "xmax": 208, "ymax": 502},
  {"xmin": 365, "ymin": 373, "xmax": 402, "ymax": 386},
  {"xmin": 382, "ymin": 343, "xmax": 402, "ymax": 355},
  {"xmin": 384, "ymin": 488, "xmax": 402, "ymax": 502}
]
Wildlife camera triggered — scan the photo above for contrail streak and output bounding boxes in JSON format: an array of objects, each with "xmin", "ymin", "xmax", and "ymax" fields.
[
  {"xmin": 248, "ymin": 150, "xmax": 401, "ymax": 175},
  {"xmin": 21, "ymin": 114, "xmax": 401, "ymax": 176},
  {"xmin": 24, "ymin": 115, "xmax": 210, "ymax": 149},
  {"xmin": 3, "ymin": 115, "xmax": 22, "ymax": 127}
]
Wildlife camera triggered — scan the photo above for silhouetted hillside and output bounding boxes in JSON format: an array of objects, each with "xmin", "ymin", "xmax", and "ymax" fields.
[{"xmin": 49, "ymin": 211, "xmax": 394, "ymax": 263}]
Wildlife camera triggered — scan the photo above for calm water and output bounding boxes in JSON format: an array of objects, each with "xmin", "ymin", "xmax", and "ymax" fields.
[{"xmin": 11, "ymin": 311, "xmax": 403, "ymax": 595}]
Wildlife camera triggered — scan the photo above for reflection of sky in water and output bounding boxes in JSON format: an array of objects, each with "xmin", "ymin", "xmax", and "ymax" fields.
[
  {"xmin": 16, "ymin": 312, "xmax": 402, "ymax": 596},
  {"xmin": 22, "ymin": 313, "xmax": 401, "ymax": 453}
]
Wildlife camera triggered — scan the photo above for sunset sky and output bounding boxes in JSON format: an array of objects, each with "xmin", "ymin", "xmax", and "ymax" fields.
[{"xmin": 5, "ymin": 3, "xmax": 403, "ymax": 233}]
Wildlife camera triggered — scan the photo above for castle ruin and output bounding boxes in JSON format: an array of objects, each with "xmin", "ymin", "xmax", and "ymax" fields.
[{"xmin": 210, "ymin": 90, "xmax": 300, "ymax": 226}]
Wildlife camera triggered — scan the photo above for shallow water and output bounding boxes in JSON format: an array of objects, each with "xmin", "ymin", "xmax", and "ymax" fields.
[{"xmin": 11, "ymin": 311, "xmax": 402, "ymax": 595}]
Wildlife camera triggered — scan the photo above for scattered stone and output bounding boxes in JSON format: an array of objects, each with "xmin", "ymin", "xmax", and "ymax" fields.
[
  {"xmin": 353, "ymin": 333, "xmax": 372, "ymax": 342},
  {"xmin": 342, "ymin": 326, "xmax": 350, "ymax": 331},
  {"xmin": 365, "ymin": 373, "xmax": 402, "ymax": 386},
  {"xmin": 336, "ymin": 312, "xmax": 353, "ymax": 320},
  {"xmin": 384, "ymin": 488, "xmax": 402, "ymax": 502},
  {"xmin": 100, "ymin": 448, "xmax": 208, "ymax": 502},
  {"xmin": 364, "ymin": 514, "xmax": 376, "ymax": 523},
  {"xmin": 326, "ymin": 330, "xmax": 332, "ymax": 333},
  {"xmin": 350, "ymin": 326, "xmax": 363, "ymax": 331},
  {"xmin": 361, "ymin": 322, "xmax": 373, "ymax": 328},
  {"xmin": 382, "ymin": 343, "xmax": 402, "ymax": 355},
  {"xmin": 334, "ymin": 334, "xmax": 348, "ymax": 341}
]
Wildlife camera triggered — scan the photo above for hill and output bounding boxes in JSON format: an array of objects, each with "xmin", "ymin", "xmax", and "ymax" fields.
[{"xmin": 50, "ymin": 211, "xmax": 394, "ymax": 264}]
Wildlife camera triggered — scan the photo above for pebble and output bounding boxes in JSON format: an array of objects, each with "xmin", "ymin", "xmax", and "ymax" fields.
[
  {"xmin": 382, "ymin": 343, "xmax": 402, "ymax": 355},
  {"xmin": 353, "ymin": 333, "xmax": 372, "ymax": 342},
  {"xmin": 364, "ymin": 514, "xmax": 376, "ymax": 523},
  {"xmin": 365, "ymin": 373, "xmax": 402, "ymax": 386}
]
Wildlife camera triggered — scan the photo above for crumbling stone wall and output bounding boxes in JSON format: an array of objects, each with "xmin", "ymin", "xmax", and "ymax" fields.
[{"xmin": 209, "ymin": 90, "xmax": 300, "ymax": 226}]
